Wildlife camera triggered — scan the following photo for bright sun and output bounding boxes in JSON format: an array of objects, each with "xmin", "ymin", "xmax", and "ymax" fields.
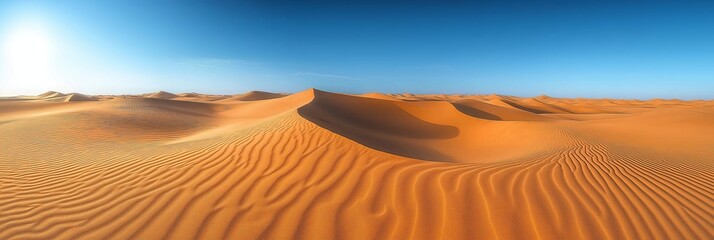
[{"xmin": 2, "ymin": 25, "xmax": 56, "ymax": 91}]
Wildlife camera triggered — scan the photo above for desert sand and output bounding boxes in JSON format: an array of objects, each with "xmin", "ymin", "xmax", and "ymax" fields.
[{"xmin": 0, "ymin": 89, "xmax": 712, "ymax": 239}]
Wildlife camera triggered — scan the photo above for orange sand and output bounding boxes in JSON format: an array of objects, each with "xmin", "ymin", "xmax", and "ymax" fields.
[{"xmin": 0, "ymin": 89, "xmax": 712, "ymax": 239}]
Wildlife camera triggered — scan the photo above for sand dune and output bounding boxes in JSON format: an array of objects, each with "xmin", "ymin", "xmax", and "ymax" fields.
[
  {"xmin": 64, "ymin": 93, "xmax": 97, "ymax": 102},
  {"xmin": 224, "ymin": 91, "xmax": 287, "ymax": 101},
  {"xmin": 147, "ymin": 91, "xmax": 179, "ymax": 99},
  {"xmin": 0, "ymin": 89, "xmax": 712, "ymax": 239},
  {"xmin": 452, "ymin": 99, "xmax": 552, "ymax": 121},
  {"xmin": 359, "ymin": 92, "xmax": 402, "ymax": 101},
  {"xmin": 38, "ymin": 91, "xmax": 67, "ymax": 99}
]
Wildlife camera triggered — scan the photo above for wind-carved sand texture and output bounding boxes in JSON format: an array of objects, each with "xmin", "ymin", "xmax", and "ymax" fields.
[{"xmin": 0, "ymin": 89, "xmax": 712, "ymax": 239}]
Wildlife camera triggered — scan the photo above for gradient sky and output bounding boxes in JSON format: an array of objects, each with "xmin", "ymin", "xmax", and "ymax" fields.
[{"xmin": 1, "ymin": 0, "xmax": 713, "ymax": 99}]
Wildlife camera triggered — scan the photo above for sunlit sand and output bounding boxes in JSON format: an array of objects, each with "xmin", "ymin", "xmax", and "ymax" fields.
[{"xmin": 1, "ymin": 89, "xmax": 712, "ymax": 239}]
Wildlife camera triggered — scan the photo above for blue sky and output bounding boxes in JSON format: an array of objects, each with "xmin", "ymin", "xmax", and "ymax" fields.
[{"xmin": 1, "ymin": 0, "xmax": 713, "ymax": 99}]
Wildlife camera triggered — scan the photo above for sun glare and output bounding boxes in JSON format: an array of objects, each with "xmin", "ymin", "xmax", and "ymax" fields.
[{"xmin": 2, "ymin": 24, "xmax": 55, "ymax": 91}]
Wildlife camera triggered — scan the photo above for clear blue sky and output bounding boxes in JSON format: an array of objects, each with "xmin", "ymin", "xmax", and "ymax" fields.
[{"xmin": 1, "ymin": 0, "xmax": 713, "ymax": 99}]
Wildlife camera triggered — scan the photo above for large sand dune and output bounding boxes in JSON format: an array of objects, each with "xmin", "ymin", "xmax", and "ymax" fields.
[{"xmin": 0, "ymin": 90, "xmax": 712, "ymax": 239}]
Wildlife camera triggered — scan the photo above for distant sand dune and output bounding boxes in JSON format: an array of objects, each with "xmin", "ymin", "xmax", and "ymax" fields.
[
  {"xmin": 359, "ymin": 92, "xmax": 402, "ymax": 101},
  {"xmin": 224, "ymin": 91, "xmax": 287, "ymax": 101},
  {"xmin": 452, "ymin": 99, "xmax": 552, "ymax": 121},
  {"xmin": 0, "ymin": 89, "xmax": 712, "ymax": 239},
  {"xmin": 147, "ymin": 91, "xmax": 179, "ymax": 99},
  {"xmin": 64, "ymin": 93, "xmax": 97, "ymax": 102},
  {"xmin": 38, "ymin": 91, "xmax": 66, "ymax": 99}
]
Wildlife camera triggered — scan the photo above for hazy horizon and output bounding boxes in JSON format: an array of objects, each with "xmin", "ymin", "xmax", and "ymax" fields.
[
  {"xmin": 4, "ymin": 88, "xmax": 713, "ymax": 101},
  {"xmin": 1, "ymin": 0, "xmax": 713, "ymax": 99}
]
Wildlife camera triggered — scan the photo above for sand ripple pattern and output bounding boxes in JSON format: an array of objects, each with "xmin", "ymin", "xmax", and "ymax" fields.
[{"xmin": 0, "ymin": 111, "xmax": 712, "ymax": 239}]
